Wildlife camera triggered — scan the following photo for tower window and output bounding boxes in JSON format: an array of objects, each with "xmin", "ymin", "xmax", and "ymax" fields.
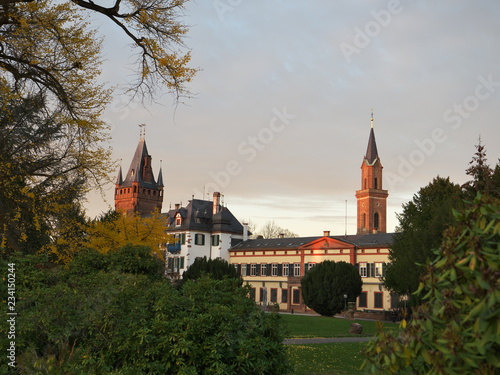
[
  {"xmin": 374, "ymin": 213, "xmax": 380, "ymax": 230},
  {"xmin": 364, "ymin": 178, "xmax": 367, "ymax": 189},
  {"xmin": 374, "ymin": 177, "xmax": 378, "ymax": 189}
]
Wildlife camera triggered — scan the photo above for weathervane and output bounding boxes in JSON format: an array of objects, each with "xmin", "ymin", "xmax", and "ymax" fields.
[{"xmin": 139, "ymin": 123, "xmax": 146, "ymax": 139}]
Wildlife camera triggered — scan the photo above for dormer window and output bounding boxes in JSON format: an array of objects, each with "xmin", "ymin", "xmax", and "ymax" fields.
[{"xmin": 175, "ymin": 213, "xmax": 182, "ymax": 226}]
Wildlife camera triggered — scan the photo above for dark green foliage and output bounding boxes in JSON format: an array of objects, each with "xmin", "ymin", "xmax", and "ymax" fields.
[
  {"xmin": 301, "ymin": 261, "xmax": 362, "ymax": 317},
  {"xmin": 68, "ymin": 244, "xmax": 164, "ymax": 280},
  {"xmin": 364, "ymin": 194, "xmax": 500, "ymax": 374},
  {"xmin": 181, "ymin": 256, "xmax": 242, "ymax": 285},
  {"xmin": 463, "ymin": 139, "xmax": 500, "ymax": 199},
  {"xmin": 383, "ymin": 176, "xmax": 463, "ymax": 297},
  {"xmin": 0, "ymin": 248, "xmax": 291, "ymax": 374}
]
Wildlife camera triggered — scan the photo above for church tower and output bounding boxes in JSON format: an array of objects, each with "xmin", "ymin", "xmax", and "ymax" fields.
[
  {"xmin": 114, "ymin": 127, "xmax": 164, "ymax": 215},
  {"xmin": 355, "ymin": 113, "xmax": 388, "ymax": 234}
]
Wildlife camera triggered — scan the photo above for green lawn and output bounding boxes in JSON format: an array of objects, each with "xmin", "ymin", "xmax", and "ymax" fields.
[
  {"xmin": 282, "ymin": 313, "xmax": 396, "ymax": 338},
  {"xmin": 282, "ymin": 314, "xmax": 399, "ymax": 375},
  {"xmin": 287, "ymin": 342, "xmax": 367, "ymax": 375}
]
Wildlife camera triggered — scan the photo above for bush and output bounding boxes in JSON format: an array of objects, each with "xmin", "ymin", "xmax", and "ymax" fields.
[
  {"xmin": 0, "ymin": 251, "xmax": 291, "ymax": 374},
  {"xmin": 301, "ymin": 261, "xmax": 363, "ymax": 316},
  {"xmin": 363, "ymin": 194, "xmax": 500, "ymax": 374}
]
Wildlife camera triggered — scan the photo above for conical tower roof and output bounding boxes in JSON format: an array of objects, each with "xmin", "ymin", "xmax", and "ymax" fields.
[
  {"xmin": 364, "ymin": 127, "xmax": 379, "ymax": 165},
  {"xmin": 121, "ymin": 138, "xmax": 158, "ymax": 188}
]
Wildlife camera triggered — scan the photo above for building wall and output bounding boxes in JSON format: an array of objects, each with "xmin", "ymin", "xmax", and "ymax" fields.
[{"xmin": 230, "ymin": 242, "xmax": 394, "ymax": 312}]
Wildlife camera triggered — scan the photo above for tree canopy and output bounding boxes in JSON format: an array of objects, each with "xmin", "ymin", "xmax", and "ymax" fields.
[
  {"xmin": 301, "ymin": 260, "xmax": 362, "ymax": 317},
  {"xmin": 181, "ymin": 256, "xmax": 242, "ymax": 285},
  {"xmin": 383, "ymin": 176, "xmax": 463, "ymax": 298},
  {"xmin": 1, "ymin": 247, "xmax": 292, "ymax": 374},
  {"xmin": 363, "ymin": 194, "xmax": 500, "ymax": 374}
]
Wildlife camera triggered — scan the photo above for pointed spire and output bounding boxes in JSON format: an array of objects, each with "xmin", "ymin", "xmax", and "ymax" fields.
[
  {"xmin": 365, "ymin": 111, "xmax": 379, "ymax": 165},
  {"xmin": 116, "ymin": 165, "xmax": 123, "ymax": 185},
  {"xmin": 157, "ymin": 160, "xmax": 164, "ymax": 187}
]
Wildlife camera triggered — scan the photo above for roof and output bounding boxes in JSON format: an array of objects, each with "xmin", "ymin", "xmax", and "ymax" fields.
[
  {"xmin": 164, "ymin": 199, "xmax": 244, "ymax": 235},
  {"xmin": 364, "ymin": 127, "xmax": 379, "ymax": 165},
  {"xmin": 230, "ymin": 232, "xmax": 395, "ymax": 251},
  {"xmin": 119, "ymin": 138, "xmax": 159, "ymax": 189}
]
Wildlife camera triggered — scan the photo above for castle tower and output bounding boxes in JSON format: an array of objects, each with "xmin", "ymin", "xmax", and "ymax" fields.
[
  {"xmin": 355, "ymin": 113, "xmax": 388, "ymax": 234},
  {"xmin": 114, "ymin": 129, "xmax": 164, "ymax": 215}
]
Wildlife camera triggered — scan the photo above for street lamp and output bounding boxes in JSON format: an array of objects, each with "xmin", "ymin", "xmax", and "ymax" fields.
[{"xmin": 343, "ymin": 294, "xmax": 348, "ymax": 311}]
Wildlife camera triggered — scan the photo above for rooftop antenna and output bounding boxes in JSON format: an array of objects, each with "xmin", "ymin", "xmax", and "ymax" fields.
[{"xmin": 139, "ymin": 123, "xmax": 146, "ymax": 139}]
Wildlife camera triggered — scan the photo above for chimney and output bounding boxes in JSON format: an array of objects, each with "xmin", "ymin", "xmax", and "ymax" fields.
[
  {"xmin": 323, "ymin": 230, "xmax": 330, "ymax": 237},
  {"xmin": 279, "ymin": 233, "xmax": 285, "ymax": 238},
  {"xmin": 243, "ymin": 222, "xmax": 249, "ymax": 241},
  {"xmin": 175, "ymin": 203, "xmax": 180, "ymax": 210},
  {"xmin": 213, "ymin": 192, "xmax": 221, "ymax": 214}
]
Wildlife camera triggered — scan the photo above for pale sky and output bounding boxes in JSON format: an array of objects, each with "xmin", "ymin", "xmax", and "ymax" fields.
[{"xmin": 86, "ymin": 0, "xmax": 500, "ymax": 237}]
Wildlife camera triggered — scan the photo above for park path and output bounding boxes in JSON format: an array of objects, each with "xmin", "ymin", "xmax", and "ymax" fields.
[{"xmin": 284, "ymin": 337, "xmax": 373, "ymax": 345}]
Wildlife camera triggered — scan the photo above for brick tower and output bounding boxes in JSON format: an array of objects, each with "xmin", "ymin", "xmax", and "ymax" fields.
[
  {"xmin": 114, "ymin": 130, "xmax": 164, "ymax": 215},
  {"xmin": 355, "ymin": 114, "xmax": 388, "ymax": 234}
]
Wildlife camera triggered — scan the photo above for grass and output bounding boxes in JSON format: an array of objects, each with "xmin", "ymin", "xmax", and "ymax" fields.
[
  {"xmin": 282, "ymin": 314, "xmax": 399, "ymax": 375},
  {"xmin": 282, "ymin": 313, "xmax": 397, "ymax": 338},
  {"xmin": 287, "ymin": 342, "xmax": 367, "ymax": 375}
]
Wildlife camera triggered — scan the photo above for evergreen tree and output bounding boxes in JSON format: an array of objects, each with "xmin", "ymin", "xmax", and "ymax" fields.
[
  {"xmin": 383, "ymin": 176, "xmax": 463, "ymax": 298},
  {"xmin": 301, "ymin": 261, "xmax": 362, "ymax": 316}
]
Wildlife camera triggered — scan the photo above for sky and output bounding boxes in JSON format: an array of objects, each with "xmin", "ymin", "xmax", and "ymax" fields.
[{"xmin": 86, "ymin": 0, "xmax": 500, "ymax": 237}]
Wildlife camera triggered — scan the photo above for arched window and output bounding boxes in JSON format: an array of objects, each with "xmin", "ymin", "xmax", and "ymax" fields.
[
  {"xmin": 374, "ymin": 177, "xmax": 378, "ymax": 189},
  {"xmin": 364, "ymin": 178, "xmax": 367, "ymax": 189},
  {"xmin": 374, "ymin": 213, "xmax": 379, "ymax": 230}
]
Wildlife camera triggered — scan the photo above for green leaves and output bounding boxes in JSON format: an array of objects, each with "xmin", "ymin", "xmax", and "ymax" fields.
[
  {"xmin": 0, "ymin": 251, "xmax": 292, "ymax": 374},
  {"xmin": 301, "ymin": 260, "xmax": 362, "ymax": 316},
  {"xmin": 364, "ymin": 195, "xmax": 500, "ymax": 374}
]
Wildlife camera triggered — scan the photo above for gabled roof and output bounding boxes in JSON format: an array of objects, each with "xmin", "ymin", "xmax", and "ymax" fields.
[
  {"xmin": 164, "ymin": 199, "xmax": 244, "ymax": 235},
  {"xmin": 230, "ymin": 233, "xmax": 395, "ymax": 251}
]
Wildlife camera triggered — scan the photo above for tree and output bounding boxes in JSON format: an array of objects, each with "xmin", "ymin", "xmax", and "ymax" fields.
[
  {"xmin": 1, "ymin": 0, "xmax": 196, "ymax": 107},
  {"xmin": 301, "ymin": 260, "xmax": 362, "ymax": 317},
  {"xmin": 0, "ymin": 0, "xmax": 196, "ymax": 256},
  {"xmin": 181, "ymin": 256, "xmax": 242, "ymax": 285},
  {"xmin": 463, "ymin": 139, "xmax": 500, "ymax": 200},
  {"xmin": 363, "ymin": 194, "xmax": 500, "ymax": 374},
  {"xmin": 253, "ymin": 220, "xmax": 298, "ymax": 239},
  {"xmin": 0, "ymin": 251, "xmax": 292, "ymax": 374},
  {"xmin": 0, "ymin": 92, "xmax": 106, "ymax": 256},
  {"xmin": 383, "ymin": 176, "xmax": 463, "ymax": 298}
]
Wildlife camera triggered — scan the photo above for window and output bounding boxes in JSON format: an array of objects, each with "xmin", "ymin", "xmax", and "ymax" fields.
[
  {"xmin": 374, "ymin": 292, "xmax": 383, "ymax": 308},
  {"xmin": 211, "ymin": 235, "xmax": 220, "ymax": 246},
  {"xmin": 270, "ymin": 289, "xmax": 278, "ymax": 303},
  {"xmin": 358, "ymin": 291, "xmax": 368, "ymax": 308},
  {"xmin": 375, "ymin": 262, "xmax": 383, "ymax": 277},
  {"xmin": 180, "ymin": 257, "xmax": 184, "ymax": 269},
  {"xmin": 180, "ymin": 233, "xmax": 186, "ymax": 245},
  {"xmin": 250, "ymin": 264, "xmax": 257, "ymax": 276},
  {"xmin": 249, "ymin": 288, "xmax": 256, "ymax": 301},
  {"xmin": 283, "ymin": 263, "xmax": 289, "ymax": 276},
  {"xmin": 292, "ymin": 289, "xmax": 301, "ymax": 304},
  {"xmin": 374, "ymin": 212, "xmax": 379, "ymax": 230},
  {"xmin": 281, "ymin": 289, "xmax": 288, "ymax": 303},
  {"xmin": 294, "ymin": 263, "xmax": 301, "ymax": 277},
  {"xmin": 241, "ymin": 264, "xmax": 247, "ymax": 276},
  {"xmin": 194, "ymin": 233, "xmax": 205, "ymax": 245},
  {"xmin": 359, "ymin": 263, "xmax": 367, "ymax": 277},
  {"xmin": 261, "ymin": 264, "xmax": 267, "ymax": 276},
  {"xmin": 175, "ymin": 213, "xmax": 182, "ymax": 226},
  {"xmin": 390, "ymin": 293, "xmax": 399, "ymax": 309},
  {"xmin": 306, "ymin": 263, "xmax": 315, "ymax": 272},
  {"xmin": 271, "ymin": 263, "xmax": 278, "ymax": 276}
]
